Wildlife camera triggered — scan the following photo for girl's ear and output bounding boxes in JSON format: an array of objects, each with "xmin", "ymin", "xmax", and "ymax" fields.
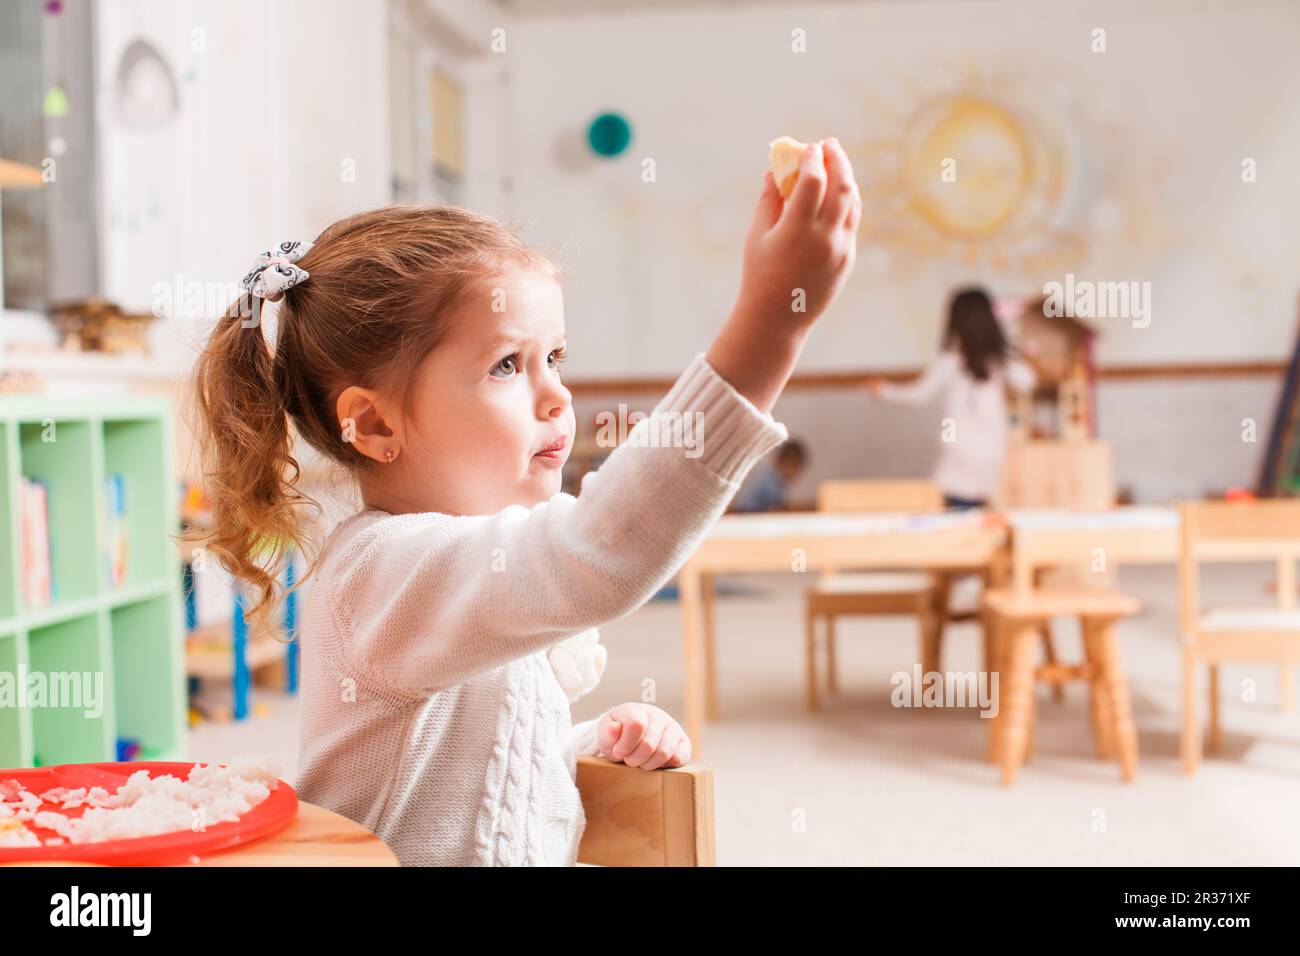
[{"xmin": 336, "ymin": 385, "xmax": 399, "ymax": 464}]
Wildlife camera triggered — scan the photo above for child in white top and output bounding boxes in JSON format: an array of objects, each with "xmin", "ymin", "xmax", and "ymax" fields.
[
  {"xmin": 868, "ymin": 287, "xmax": 1036, "ymax": 507},
  {"xmin": 192, "ymin": 139, "xmax": 861, "ymax": 865}
]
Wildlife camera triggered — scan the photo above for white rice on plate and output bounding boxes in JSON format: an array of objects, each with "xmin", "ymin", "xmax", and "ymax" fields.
[{"xmin": 0, "ymin": 755, "xmax": 280, "ymax": 848}]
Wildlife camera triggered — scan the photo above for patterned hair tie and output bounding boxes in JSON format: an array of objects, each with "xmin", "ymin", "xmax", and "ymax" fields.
[{"xmin": 240, "ymin": 239, "xmax": 313, "ymax": 301}]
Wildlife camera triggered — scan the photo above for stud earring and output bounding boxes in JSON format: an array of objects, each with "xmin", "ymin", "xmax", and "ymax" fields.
[{"xmin": 385, "ymin": 447, "xmax": 400, "ymax": 463}]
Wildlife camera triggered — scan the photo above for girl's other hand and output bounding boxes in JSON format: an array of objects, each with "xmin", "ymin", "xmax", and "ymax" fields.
[{"xmin": 595, "ymin": 703, "xmax": 691, "ymax": 770}]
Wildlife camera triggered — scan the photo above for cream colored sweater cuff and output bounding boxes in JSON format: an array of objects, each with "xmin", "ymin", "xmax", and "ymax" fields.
[{"xmin": 649, "ymin": 352, "xmax": 790, "ymax": 487}]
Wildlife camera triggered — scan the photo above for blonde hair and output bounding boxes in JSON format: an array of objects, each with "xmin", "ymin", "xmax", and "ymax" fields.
[{"xmin": 190, "ymin": 204, "xmax": 558, "ymax": 625}]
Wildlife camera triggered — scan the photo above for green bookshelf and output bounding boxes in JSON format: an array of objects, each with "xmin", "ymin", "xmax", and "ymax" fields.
[{"xmin": 0, "ymin": 396, "xmax": 186, "ymax": 768}]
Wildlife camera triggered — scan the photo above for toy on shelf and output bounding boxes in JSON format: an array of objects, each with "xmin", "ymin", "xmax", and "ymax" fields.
[
  {"xmin": 115, "ymin": 738, "xmax": 142, "ymax": 761},
  {"xmin": 0, "ymin": 396, "xmax": 185, "ymax": 769},
  {"xmin": 47, "ymin": 297, "xmax": 155, "ymax": 354},
  {"xmin": 1012, "ymin": 294, "xmax": 1098, "ymax": 441},
  {"xmin": 996, "ymin": 294, "xmax": 1113, "ymax": 513}
]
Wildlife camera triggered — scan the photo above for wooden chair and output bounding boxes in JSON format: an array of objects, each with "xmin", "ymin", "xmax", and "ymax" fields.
[
  {"xmin": 1178, "ymin": 499, "xmax": 1300, "ymax": 774},
  {"xmin": 994, "ymin": 438, "xmax": 1118, "ymax": 701},
  {"xmin": 804, "ymin": 479, "xmax": 946, "ymax": 709},
  {"xmin": 575, "ymin": 755, "xmax": 715, "ymax": 865},
  {"xmin": 983, "ymin": 586, "xmax": 1141, "ymax": 786},
  {"xmin": 996, "ymin": 440, "xmax": 1114, "ymax": 511}
]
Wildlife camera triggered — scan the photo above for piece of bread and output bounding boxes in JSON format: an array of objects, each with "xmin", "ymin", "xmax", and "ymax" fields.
[{"xmin": 769, "ymin": 136, "xmax": 812, "ymax": 199}]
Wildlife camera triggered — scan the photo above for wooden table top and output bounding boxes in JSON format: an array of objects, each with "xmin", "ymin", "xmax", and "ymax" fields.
[
  {"xmin": 687, "ymin": 510, "xmax": 1008, "ymax": 572},
  {"xmin": 182, "ymin": 801, "xmax": 399, "ymax": 866},
  {"xmin": 2, "ymin": 802, "xmax": 400, "ymax": 868}
]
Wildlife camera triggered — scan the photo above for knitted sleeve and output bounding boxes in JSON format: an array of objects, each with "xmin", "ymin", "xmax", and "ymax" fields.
[{"xmin": 327, "ymin": 352, "xmax": 789, "ymax": 697}]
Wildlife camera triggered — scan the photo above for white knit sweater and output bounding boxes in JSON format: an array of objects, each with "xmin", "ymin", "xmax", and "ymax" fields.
[{"xmin": 295, "ymin": 353, "xmax": 789, "ymax": 865}]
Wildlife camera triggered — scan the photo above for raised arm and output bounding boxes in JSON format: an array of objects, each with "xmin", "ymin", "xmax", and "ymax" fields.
[
  {"xmin": 875, "ymin": 351, "xmax": 960, "ymax": 406},
  {"xmin": 707, "ymin": 138, "xmax": 859, "ymax": 412},
  {"xmin": 327, "ymin": 354, "xmax": 788, "ymax": 697},
  {"xmin": 328, "ymin": 139, "xmax": 860, "ymax": 699}
]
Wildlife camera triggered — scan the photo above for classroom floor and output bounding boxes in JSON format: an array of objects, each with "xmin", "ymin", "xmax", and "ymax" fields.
[{"xmin": 189, "ymin": 562, "xmax": 1300, "ymax": 866}]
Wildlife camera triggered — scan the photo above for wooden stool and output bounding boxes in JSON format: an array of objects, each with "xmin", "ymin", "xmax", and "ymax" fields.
[{"xmin": 983, "ymin": 587, "xmax": 1141, "ymax": 786}]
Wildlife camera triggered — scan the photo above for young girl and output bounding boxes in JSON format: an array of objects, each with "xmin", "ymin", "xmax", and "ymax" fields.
[
  {"xmin": 866, "ymin": 287, "xmax": 1036, "ymax": 509},
  {"xmin": 193, "ymin": 138, "xmax": 860, "ymax": 866}
]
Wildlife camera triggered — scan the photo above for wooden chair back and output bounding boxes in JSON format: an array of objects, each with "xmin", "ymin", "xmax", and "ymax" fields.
[
  {"xmin": 1178, "ymin": 499, "xmax": 1300, "ymax": 633},
  {"xmin": 575, "ymin": 756, "xmax": 715, "ymax": 866},
  {"xmin": 996, "ymin": 440, "xmax": 1114, "ymax": 510},
  {"xmin": 816, "ymin": 479, "xmax": 944, "ymax": 514}
]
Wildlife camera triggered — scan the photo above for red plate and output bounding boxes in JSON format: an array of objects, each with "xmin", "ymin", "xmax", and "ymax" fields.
[{"xmin": 0, "ymin": 761, "xmax": 298, "ymax": 866}]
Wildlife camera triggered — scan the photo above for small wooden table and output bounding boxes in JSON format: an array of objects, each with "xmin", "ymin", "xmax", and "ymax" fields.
[
  {"xmin": 4, "ymin": 802, "xmax": 400, "ymax": 867},
  {"xmin": 677, "ymin": 511, "xmax": 1010, "ymax": 752},
  {"xmin": 181, "ymin": 801, "xmax": 399, "ymax": 866},
  {"xmin": 1005, "ymin": 507, "xmax": 1180, "ymax": 591}
]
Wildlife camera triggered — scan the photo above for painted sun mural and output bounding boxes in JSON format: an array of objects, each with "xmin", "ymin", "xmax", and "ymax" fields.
[
  {"xmin": 855, "ymin": 69, "xmax": 1091, "ymax": 275},
  {"xmin": 841, "ymin": 65, "xmax": 1181, "ymax": 280},
  {"xmin": 900, "ymin": 95, "xmax": 1060, "ymax": 241}
]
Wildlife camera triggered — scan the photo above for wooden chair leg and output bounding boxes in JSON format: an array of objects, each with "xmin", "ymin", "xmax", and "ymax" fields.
[
  {"xmin": 804, "ymin": 606, "xmax": 820, "ymax": 712},
  {"xmin": 932, "ymin": 573, "xmax": 951, "ymax": 671},
  {"xmin": 1000, "ymin": 621, "xmax": 1038, "ymax": 785},
  {"xmin": 920, "ymin": 603, "xmax": 941, "ymax": 698},
  {"xmin": 1041, "ymin": 620, "xmax": 1065, "ymax": 702},
  {"xmin": 824, "ymin": 614, "xmax": 838, "ymax": 695},
  {"xmin": 1024, "ymin": 686, "xmax": 1036, "ymax": 763},
  {"xmin": 702, "ymin": 573, "xmax": 719, "ymax": 721},
  {"xmin": 1181, "ymin": 641, "xmax": 1200, "ymax": 775},
  {"xmin": 932, "ymin": 605, "xmax": 945, "ymax": 680},
  {"xmin": 1083, "ymin": 619, "xmax": 1114, "ymax": 760},
  {"xmin": 1207, "ymin": 662, "xmax": 1222, "ymax": 752},
  {"xmin": 987, "ymin": 613, "xmax": 1007, "ymax": 765},
  {"xmin": 1094, "ymin": 617, "xmax": 1138, "ymax": 782},
  {"xmin": 980, "ymin": 604, "xmax": 995, "ymax": 679}
]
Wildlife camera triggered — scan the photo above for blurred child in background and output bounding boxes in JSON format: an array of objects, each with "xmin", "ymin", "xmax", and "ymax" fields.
[
  {"xmin": 732, "ymin": 438, "xmax": 808, "ymax": 512},
  {"xmin": 866, "ymin": 287, "xmax": 1035, "ymax": 509}
]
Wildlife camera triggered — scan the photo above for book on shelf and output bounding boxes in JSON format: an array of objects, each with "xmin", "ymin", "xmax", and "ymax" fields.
[
  {"xmin": 20, "ymin": 477, "xmax": 52, "ymax": 608},
  {"xmin": 103, "ymin": 472, "xmax": 128, "ymax": 587}
]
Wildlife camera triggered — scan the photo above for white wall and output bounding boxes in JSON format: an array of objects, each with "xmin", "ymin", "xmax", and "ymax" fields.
[
  {"xmin": 497, "ymin": 0, "xmax": 1298, "ymax": 501},
  {"xmin": 94, "ymin": 0, "xmax": 391, "ymax": 369},
  {"xmin": 75, "ymin": 0, "xmax": 1297, "ymax": 503},
  {"xmin": 503, "ymin": 0, "xmax": 1300, "ymax": 378}
]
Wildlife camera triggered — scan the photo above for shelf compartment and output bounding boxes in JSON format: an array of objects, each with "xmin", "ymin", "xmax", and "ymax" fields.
[
  {"xmin": 110, "ymin": 596, "xmax": 184, "ymax": 759},
  {"xmin": 101, "ymin": 418, "xmax": 172, "ymax": 590},
  {"xmin": 0, "ymin": 423, "xmax": 17, "ymax": 621},
  {"xmin": 26, "ymin": 612, "xmax": 112, "ymax": 765},
  {"xmin": 18, "ymin": 419, "xmax": 100, "ymax": 607},
  {"xmin": 0, "ymin": 631, "xmax": 31, "ymax": 767}
]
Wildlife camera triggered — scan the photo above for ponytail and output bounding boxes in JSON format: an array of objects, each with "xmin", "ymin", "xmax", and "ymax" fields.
[{"xmin": 189, "ymin": 292, "xmax": 316, "ymax": 629}]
